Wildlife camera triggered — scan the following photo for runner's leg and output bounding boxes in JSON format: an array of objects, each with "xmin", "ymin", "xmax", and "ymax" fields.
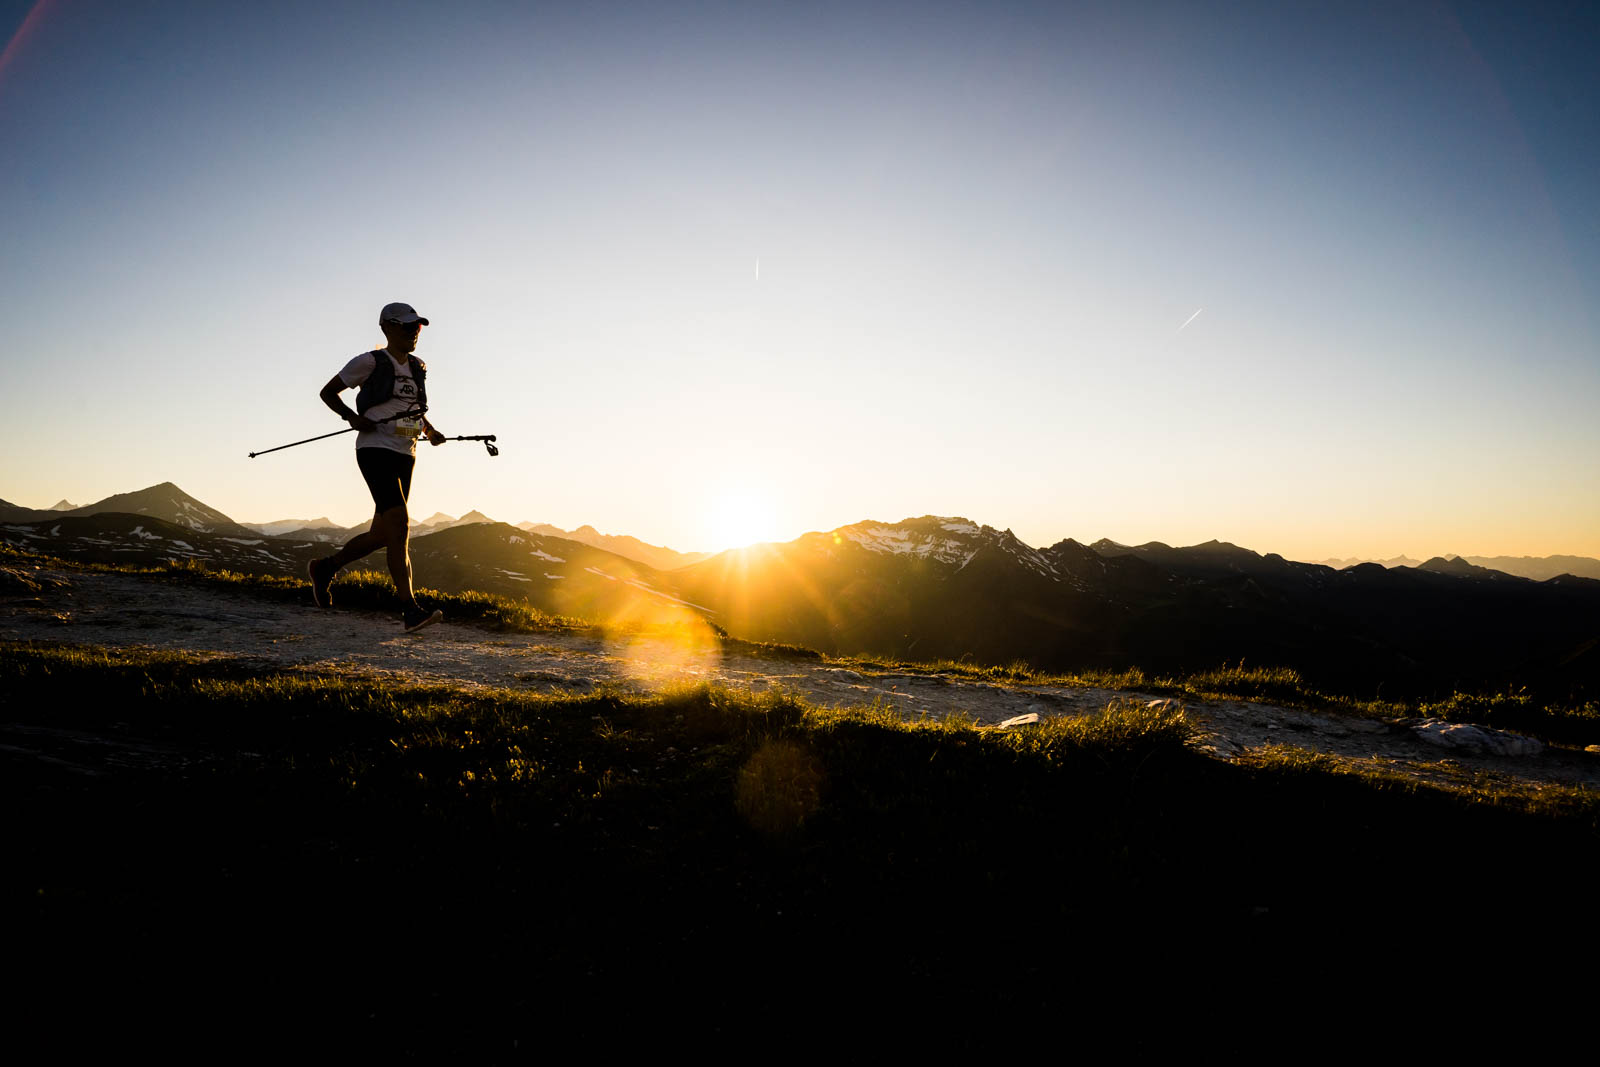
[
  {"xmin": 323, "ymin": 515, "xmax": 385, "ymax": 570},
  {"xmin": 384, "ymin": 454, "xmax": 417, "ymax": 607},
  {"xmin": 319, "ymin": 450, "xmax": 413, "ymax": 588},
  {"xmin": 379, "ymin": 502, "xmax": 417, "ymax": 609}
]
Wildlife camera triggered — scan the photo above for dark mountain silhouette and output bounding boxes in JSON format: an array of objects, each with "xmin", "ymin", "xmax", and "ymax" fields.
[
  {"xmin": 54, "ymin": 483, "xmax": 250, "ymax": 535},
  {"xmin": 673, "ymin": 518, "xmax": 1600, "ymax": 698},
  {"xmin": 411, "ymin": 510, "xmax": 495, "ymax": 538},
  {"xmin": 672, "ymin": 517, "xmax": 1103, "ymax": 665},
  {"xmin": 0, "ymin": 497, "xmax": 40, "ymax": 522},
  {"xmin": 1312, "ymin": 553, "xmax": 1600, "ymax": 581},
  {"xmin": 0, "ymin": 512, "xmax": 691, "ymax": 627},
  {"xmin": 517, "ymin": 522, "xmax": 710, "ymax": 571},
  {"xmin": 1, "ymin": 484, "xmax": 248, "ymax": 532},
  {"xmin": 1463, "ymin": 554, "xmax": 1600, "ymax": 582},
  {"xmin": 288, "ymin": 525, "xmax": 354, "ymax": 544},
  {"xmin": 1418, "ymin": 555, "xmax": 1517, "ymax": 581},
  {"xmin": 244, "ymin": 517, "xmax": 341, "ymax": 537},
  {"xmin": 1313, "ymin": 555, "xmax": 1424, "ymax": 570},
  {"xmin": 3, "ymin": 486, "xmax": 702, "ymax": 624},
  {"xmin": 0, "ymin": 512, "xmax": 322, "ymax": 574},
  {"xmin": 404, "ymin": 523, "xmax": 705, "ymax": 626},
  {"xmin": 7, "ymin": 486, "xmax": 1599, "ymax": 700},
  {"xmin": 262, "ymin": 509, "xmax": 714, "ymax": 570}
]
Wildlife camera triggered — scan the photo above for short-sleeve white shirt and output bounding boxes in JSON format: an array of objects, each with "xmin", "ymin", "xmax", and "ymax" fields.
[{"xmin": 338, "ymin": 350, "xmax": 423, "ymax": 456}]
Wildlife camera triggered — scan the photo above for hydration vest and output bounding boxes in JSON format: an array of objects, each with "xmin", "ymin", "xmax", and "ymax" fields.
[{"xmin": 355, "ymin": 350, "xmax": 428, "ymax": 415}]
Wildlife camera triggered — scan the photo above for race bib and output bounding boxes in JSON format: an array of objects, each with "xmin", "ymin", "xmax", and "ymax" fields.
[{"xmin": 395, "ymin": 416, "xmax": 424, "ymax": 439}]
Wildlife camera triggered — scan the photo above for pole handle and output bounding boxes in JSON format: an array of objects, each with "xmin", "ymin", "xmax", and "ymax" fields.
[{"xmin": 445, "ymin": 434, "xmax": 499, "ymax": 456}]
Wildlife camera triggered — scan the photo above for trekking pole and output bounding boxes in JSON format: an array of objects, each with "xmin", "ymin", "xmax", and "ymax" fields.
[
  {"xmin": 248, "ymin": 407, "xmax": 427, "ymax": 459},
  {"xmin": 248, "ymin": 426, "xmax": 355, "ymax": 458}
]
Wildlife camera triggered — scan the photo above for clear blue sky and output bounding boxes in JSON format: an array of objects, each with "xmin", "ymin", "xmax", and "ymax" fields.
[{"xmin": 3, "ymin": 0, "xmax": 1597, "ymax": 559}]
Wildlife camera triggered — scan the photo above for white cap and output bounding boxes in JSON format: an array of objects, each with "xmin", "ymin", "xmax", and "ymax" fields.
[{"xmin": 379, "ymin": 302, "xmax": 430, "ymax": 326}]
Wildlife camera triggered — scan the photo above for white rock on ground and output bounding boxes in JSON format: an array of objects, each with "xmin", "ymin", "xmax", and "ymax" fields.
[{"xmin": 1412, "ymin": 720, "xmax": 1544, "ymax": 757}]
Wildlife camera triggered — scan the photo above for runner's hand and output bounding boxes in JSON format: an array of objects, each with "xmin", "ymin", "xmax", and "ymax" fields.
[
  {"xmin": 426, "ymin": 428, "xmax": 446, "ymax": 446},
  {"xmin": 347, "ymin": 414, "xmax": 378, "ymax": 432}
]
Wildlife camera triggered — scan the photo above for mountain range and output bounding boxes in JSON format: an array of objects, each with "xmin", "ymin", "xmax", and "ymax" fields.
[
  {"xmin": 1, "ymin": 498, "xmax": 696, "ymax": 630},
  {"xmin": 1314, "ymin": 554, "xmax": 1600, "ymax": 581},
  {"xmin": 514, "ymin": 523, "xmax": 711, "ymax": 571},
  {"xmin": 15, "ymin": 486, "xmax": 1592, "ymax": 581},
  {"xmin": 5, "ymin": 483, "xmax": 1598, "ymax": 698},
  {"xmin": 673, "ymin": 519, "xmax": 1600, "ymax": 695},
  {"xmin": 1, "ymin": 484, "xmax": 249, "ymax": 535},
  {"xmin": 229, "ymin": 511, "xmax": 709, "ymax": 567}
]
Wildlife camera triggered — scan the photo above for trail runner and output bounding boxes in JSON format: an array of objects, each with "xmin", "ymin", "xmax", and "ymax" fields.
[{"xmin": 307, "ymin": 302, "xmax": 447, "ymax": 633}]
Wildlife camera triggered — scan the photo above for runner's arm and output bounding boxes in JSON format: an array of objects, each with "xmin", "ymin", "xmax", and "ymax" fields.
[
  {"xmin": 320, "ymin": 375, "xmax": 377, "ymax": 431},
  {"xmin": 423, "ymin": 414, "xmax": 446, "ymax": 446}
]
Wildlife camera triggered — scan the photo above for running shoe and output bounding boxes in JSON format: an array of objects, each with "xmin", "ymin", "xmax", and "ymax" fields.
[
  {"xmin": 308, "ymin": 557, "xmax": 335, "ymax": 608},
  {"xmin": 403, "ymin": 606, "xmax": 443, "ymax": 633}
]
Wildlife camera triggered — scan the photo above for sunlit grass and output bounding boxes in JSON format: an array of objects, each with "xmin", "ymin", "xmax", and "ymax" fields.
[
  {"xmin": 831, "ymin": 651, "xmax": 1599, "ymax": 745},
  {"xmin": 1, "ymin": 640, "xmax": 1213, "ymax": 836},
  {"xmin": 12, "ymin": 639, "xmax": 1592, "ymax": 826},
  {"xmin": 9, "ymin": 543, "xmax": 1598, "ymax": 745},
  {"xmin": 1235, "ymin": 742, "xmax": 1600, "ymax": 828}
]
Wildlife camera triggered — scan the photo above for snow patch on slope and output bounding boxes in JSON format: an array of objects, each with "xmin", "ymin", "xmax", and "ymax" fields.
[{"xmin": 843, "ymin": 525, "xmax": 977, "ymax": 567}]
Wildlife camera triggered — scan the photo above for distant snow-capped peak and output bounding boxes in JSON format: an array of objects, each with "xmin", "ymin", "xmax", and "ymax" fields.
[{"xmin": 833, "ymin": 516, "xmax": 1060, "ymax": 579}]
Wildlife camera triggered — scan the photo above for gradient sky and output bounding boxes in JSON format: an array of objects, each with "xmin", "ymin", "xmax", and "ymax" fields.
[{"xmin": 3, "ymin": 0, "xmax": 1597, "ymax": 560}]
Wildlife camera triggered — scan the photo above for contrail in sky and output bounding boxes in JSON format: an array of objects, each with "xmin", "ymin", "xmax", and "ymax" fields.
[
  {"xmin": 0, "ymin": 1, "xmax": 59, "ymax": 93},
  {"xmin": 1177, "ymin": 307, "xmax": 1204, "ymax": 333}
]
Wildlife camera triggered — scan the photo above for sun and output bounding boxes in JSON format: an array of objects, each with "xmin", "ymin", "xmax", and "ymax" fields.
[{"xmin": 706, "ymin": 488, "xmax": 781, "ymax": 552}]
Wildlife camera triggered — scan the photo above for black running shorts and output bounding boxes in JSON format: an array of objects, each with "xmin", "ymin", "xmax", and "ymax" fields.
[{"xmin": 356, "ymin": 447, "xmax": 415, "ymax": 515}]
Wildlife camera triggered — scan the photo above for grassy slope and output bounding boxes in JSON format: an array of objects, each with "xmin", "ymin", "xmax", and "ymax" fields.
[
  {"xmin": 6, "ymin": 639, "xmax": 1599, "ymax": 1046},
  {"xmin": 7, "ymin": 544, "xmax": 1598, "ymax": 743}
]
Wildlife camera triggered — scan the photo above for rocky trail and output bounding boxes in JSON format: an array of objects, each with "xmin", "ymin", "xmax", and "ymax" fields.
[{"xmin": 4, "ymin": 566, "xmax": 1598, "ymax": 792}]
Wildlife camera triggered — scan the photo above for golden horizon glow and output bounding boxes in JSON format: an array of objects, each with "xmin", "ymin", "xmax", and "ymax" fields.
[{"xmin": 703, "ymin": 488, "xmax": 783, "ymax": 554}]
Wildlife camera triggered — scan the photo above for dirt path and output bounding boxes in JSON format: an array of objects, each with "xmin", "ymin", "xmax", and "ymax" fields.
[{"xmin": 4, "ymin": 566, "xmax": 1597, "ymax": 792}]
